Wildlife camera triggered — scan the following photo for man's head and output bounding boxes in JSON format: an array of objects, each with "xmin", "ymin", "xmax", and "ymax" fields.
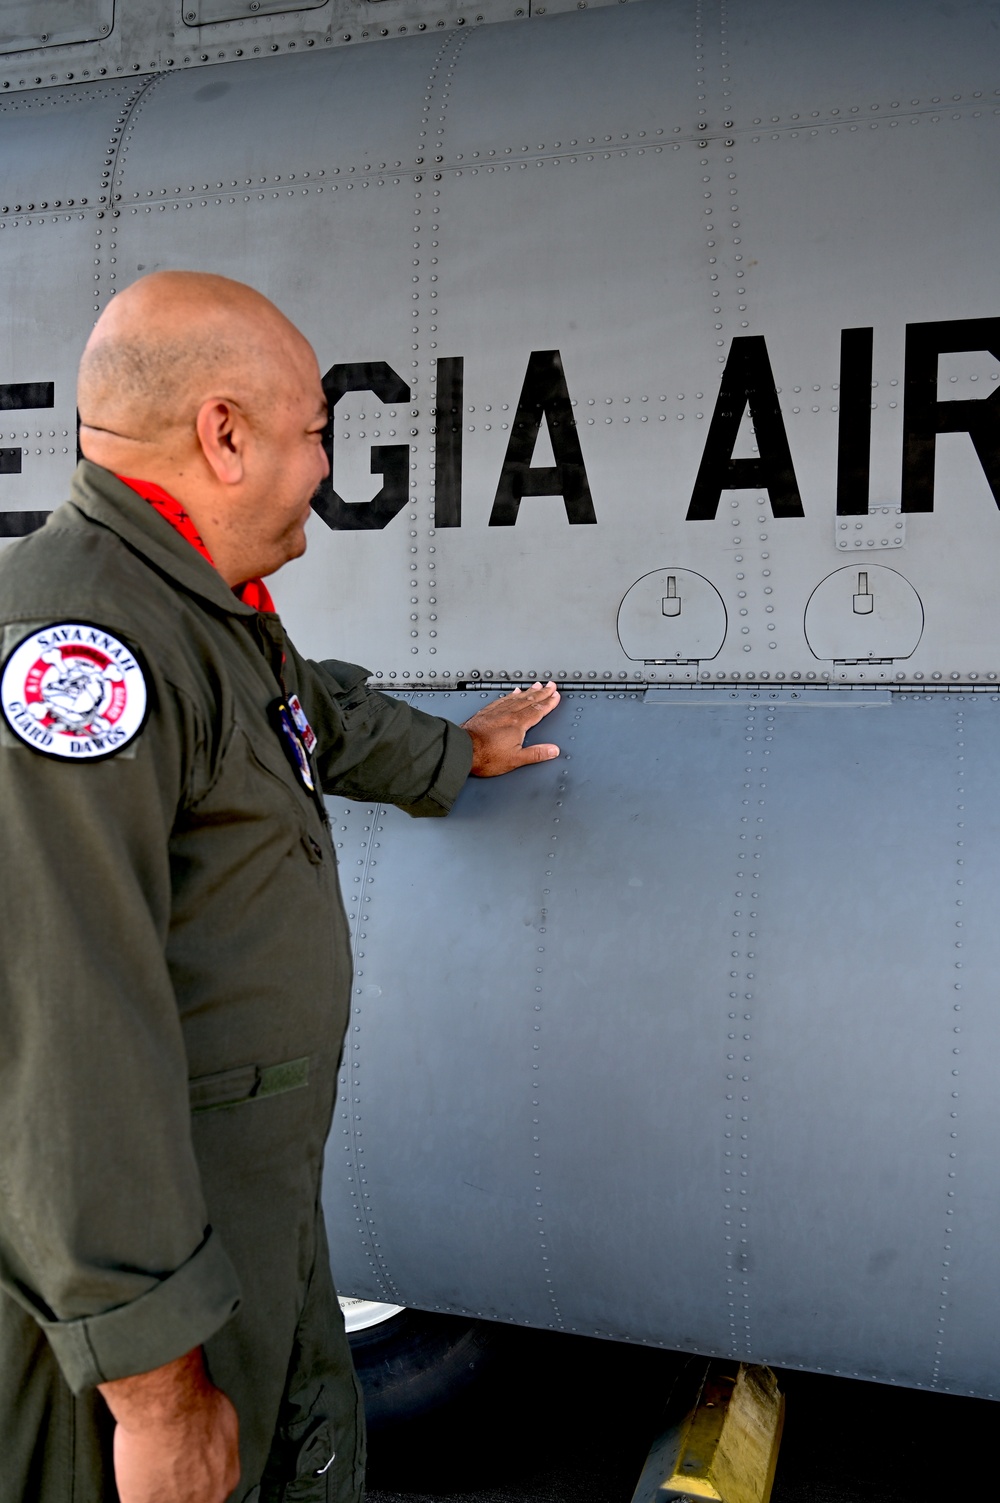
[{"xmin": 78, "ymin": 271, "xmax": 329, "ymax": 587}]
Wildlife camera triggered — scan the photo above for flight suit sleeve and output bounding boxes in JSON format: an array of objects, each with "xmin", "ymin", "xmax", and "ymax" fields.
[
  {"xmin": 0, "ymin": 667, "xmax": 241, "ymax": 1393},
  {"xmin": 290, "ymin": 651, "xmax": 473, "ymax": 815}
]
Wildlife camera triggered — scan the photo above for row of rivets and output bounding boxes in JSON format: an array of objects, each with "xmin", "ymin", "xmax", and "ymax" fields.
[
  {"xmin": 338, "ymin": 391, "xmax": 901, "ymax": 432},
  {"xmin": 365, "ymin": 664, "xmax": 1000, "ymax": 684},
  {"xmin": 931, "ymin": 710, "xmax": 966, "ymax": 1386},
  {"xmin": 1, "ymin": 35, "xmax": 325, "ymax": 91},
  {"xmin": 722, "ymin": 691, "xmax": 768, "ymax": 1360},
  {"xmin": 92, "ymin": 225, "xmax": 121, "ymax": 316},
  {"xmin": 529, "ymin": 706, "xmax": 578, "ymax": 1331},
  {"xmin": 716, "ymin": 0, "xmax": 752, "ymax": 1363},
  {"xmin": 336, "ymin": 798, "xmax": 402, "ymax": 1302},
  {"xmin": 0, "ymin": 2, "xmax": 642, "ymax": 93},
  {"xmin": 93, "ymin": 78, "xmax": 158, "ymax": 314},
  {"xmin": 410, "ymin": 34, "xmax": 465, "ymax": 664},
  {"xmin": 699, "ymin": 0, "xmax": 767, "ymax": 695},
  {"xmin": 745, "ymin": 90, "xmax": 995, "ymax": 122},
  {"xmin": 0, "ymin": 117, "xmax": 871, "ymax": 221},
  {"xmin": 746, "ymin": 109, "xmax": 1000, "ymax": 145},
  {"xmin": 346, "ymin": 13, "xmax": 497, "ymax": 43},
  {"xmin": 1, "ymin": 87, "xmax": 122, "ymax": 109},
  {"xmin": 13, "ymin": 97, "xmax": 999, "ymax": 229}
]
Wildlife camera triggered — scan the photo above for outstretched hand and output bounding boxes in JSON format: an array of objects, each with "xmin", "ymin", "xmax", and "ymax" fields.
[{"xmin": 462, "ymin": 681, "xmax": 561, "ymax": 777}]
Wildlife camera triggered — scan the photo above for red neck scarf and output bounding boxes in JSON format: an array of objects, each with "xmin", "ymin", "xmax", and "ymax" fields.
[{"xmin": 117, "ymin": 475, "xmax": 276, "ymax": 614}]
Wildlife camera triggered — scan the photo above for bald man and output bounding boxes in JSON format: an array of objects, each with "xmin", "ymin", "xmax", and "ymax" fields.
[{"xmin": 0, "ymin": 272, "xmax": 559, "ymax": 1503}]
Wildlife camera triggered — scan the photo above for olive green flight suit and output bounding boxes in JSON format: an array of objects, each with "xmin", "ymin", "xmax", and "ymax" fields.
[{"xmin": 0, "ymin": 461, "xmax": 472, "ymax": 1502}]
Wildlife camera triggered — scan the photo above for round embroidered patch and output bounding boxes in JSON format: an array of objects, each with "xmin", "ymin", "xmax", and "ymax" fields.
[{"xmin": 0, "ymin": 622, "xmax": 149, "ymax": 760}]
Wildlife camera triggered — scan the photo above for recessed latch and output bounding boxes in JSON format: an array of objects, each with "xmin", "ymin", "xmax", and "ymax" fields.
[
  {"xmin": 618, "ymin": 568, "xmax": 727, "ymax": 664},
  {"xmin": 852, "ymin": 571, "xmax": 874, "ymax": 614},
  {"xmin": 662, "ymin": 576, "xmax": 681, "ymax": 617}
]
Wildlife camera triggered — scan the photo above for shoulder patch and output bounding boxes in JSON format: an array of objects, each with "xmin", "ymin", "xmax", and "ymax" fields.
[{"xmin": 0, "ymin": 622, "xmax": 149, "ymax": 761}]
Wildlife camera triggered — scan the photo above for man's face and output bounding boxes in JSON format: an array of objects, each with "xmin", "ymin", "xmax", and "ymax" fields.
[{"xmin": 239, "ymin": 338, "xmax": 330, "ymax": 579}]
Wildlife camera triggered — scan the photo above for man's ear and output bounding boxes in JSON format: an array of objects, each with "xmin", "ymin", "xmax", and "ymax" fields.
[{"xmin": 196, "ymin": 397, "xmax": 246, "ymax": 484}]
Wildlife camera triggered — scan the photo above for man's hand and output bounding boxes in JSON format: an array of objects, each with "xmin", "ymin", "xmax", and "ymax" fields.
[
  {"xmin": 462, "ymin": 681, "xmax": 561, "ymax": 777},
  {"xmin": 98, "ymin": 1347, "xmax": 240, "ymax": 1503}
]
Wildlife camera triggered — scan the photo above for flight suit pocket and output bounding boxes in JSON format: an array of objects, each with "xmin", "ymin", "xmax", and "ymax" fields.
[
  {"xmin": 301, "ymin": 832, "xmax": 326, "ymax": 865},
  {"xmin": 190, "ymin": 1057, "xmax": 310, "ymax": 1114},
  {"xmin": 238, "ymin": 726, "xmax": 312, "ymax": 817},
  {"xmin": 258, "ymin": 1416, "xmax": 337, "ymax": 1503},
  {"xmin": 236, "ymin": 726, "xmax": 329, "ymax": 859},
  {"xmin": 286, "ymin": 1418, "xmax": 337, "ymax": 1501}
]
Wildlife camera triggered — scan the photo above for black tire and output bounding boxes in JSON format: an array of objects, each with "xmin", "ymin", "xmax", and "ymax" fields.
[{"xmin": 348, "ymin": 1308, "xmax": 506, "ymax": 1434}]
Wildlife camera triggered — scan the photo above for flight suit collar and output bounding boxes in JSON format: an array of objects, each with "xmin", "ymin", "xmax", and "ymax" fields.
[{"xmin": 69, "ymin": 460, "xmax": 260, "ymax": 619}]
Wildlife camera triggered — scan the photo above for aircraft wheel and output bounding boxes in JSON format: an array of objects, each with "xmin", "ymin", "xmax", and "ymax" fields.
[{"xmin": 341, "ymin": 1300, "xmax": 504, "ymax": 1431}]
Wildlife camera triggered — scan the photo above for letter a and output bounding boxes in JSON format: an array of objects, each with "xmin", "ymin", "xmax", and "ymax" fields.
[
  {"xmin": 687, "ymin": 336, "xmax": 804, "ymax": 520},
  {"xmin": 489, "ymin": 351, "xmax": 597, "ymax": 525}
]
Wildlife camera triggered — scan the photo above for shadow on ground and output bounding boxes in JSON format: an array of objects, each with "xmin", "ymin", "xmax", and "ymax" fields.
[
  {"xmin": 365, "ymin": 1326, "xmax": 679, "ymax": 1503},
  {"xmin": 365, "ymin": 1324, "xmax": 996, "ymax": 1503}
]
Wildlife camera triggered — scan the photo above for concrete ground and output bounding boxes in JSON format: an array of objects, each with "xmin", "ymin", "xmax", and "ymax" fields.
[{"xmin": 365, "ymin": 1326, "xmax": 994, "ymax": 1503}]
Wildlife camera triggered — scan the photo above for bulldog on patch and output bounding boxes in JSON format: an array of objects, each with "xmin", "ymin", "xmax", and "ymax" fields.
[{"xmin": 0, "ymin": 623, "xmax": 148, "ymax": 760}]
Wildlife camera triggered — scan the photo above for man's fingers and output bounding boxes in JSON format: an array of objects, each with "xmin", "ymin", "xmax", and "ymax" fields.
[
  {"xmin": 511, "ymin": 703, "xmax": 558, "ymax": 732},
  {"xmin": 461, "ymin": 682, "xmax": 561, "ymax": 776},
  {"xmin": 519, "ymin": 743, "xmax": 560, "ymax": 764},
  {"xmin": 506, "ymin": 682, "xmax": 560, "ymax": 718}
]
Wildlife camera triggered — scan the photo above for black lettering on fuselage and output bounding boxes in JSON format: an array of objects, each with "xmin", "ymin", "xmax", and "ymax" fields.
[
  {"xmin": 432, "ymin": 357, "xmax": 464, "ymax": 528},
  {"xmin": 901, "ymin": 318, "xmax": 1000, "ymax": 512},
  {"xmin": 0, "ymin": 382, "xmax": 55, "ymax": 480},
  {"xmin": 686, "ymin": 336, "xmax": 804, "ymax": 520},
  {"xmin": 489, "ymin": 351, "xmax": 596, "ymax": 526},
  {"xmin": 0, "ymin": 380, "xmax": 55, "ymax": 537},
  {"xmin": 312, "ymin": 362, "xmax": 412, "ymax": 531},
  {"xmin": 836, "ymin": 327, "xmax": 875, "ymax": 516},
  {"xmin": 0, "ymin": 317, "xmax": 964, "ymax": 548}
]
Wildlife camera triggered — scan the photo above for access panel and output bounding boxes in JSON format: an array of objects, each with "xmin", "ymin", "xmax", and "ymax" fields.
[
  {"xmin": 323, "ymin": 687, "xmax": 1000, "ymax": 1397},
  {"xmin": 0, "ymin": 0, "xmax": 114, "ymax": 55}
]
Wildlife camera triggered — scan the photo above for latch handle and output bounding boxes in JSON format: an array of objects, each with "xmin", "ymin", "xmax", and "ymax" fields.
[
  {"xmin": 662, "ymin": 574, "xmax": 681, "ymax": 617},
  {"xmin": 853, "ymin": 570, "xmax": 874, "ymax": 615}
]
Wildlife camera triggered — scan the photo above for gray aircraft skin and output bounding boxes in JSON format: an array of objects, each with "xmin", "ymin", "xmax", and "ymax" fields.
[{"xmin": 3, "ymin": 0, "xmax": 1000, "ymax": 1402}]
